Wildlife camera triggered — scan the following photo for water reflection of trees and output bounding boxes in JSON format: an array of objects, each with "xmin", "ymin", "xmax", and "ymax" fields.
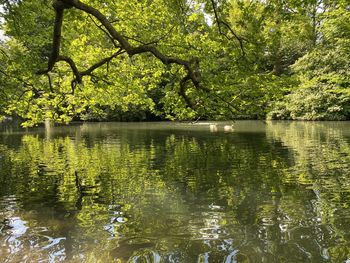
[
  {"xmin": 266, "ymin": 121, "xmax": 350, "ymax": 262},
  {"xmin": 0, "ymin": 122, "xmax": 349, "ymax": 262}
]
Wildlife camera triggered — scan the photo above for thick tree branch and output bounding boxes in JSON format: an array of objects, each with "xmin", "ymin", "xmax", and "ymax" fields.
[
  {"xmin": 37, "ymin": 1, "xmax": 66, "ymax": 74},
  {"xmin": 62, "ymin": 0, "xmax": 131, "ymax": 50},
  {"xmin": 46, "ymin": 73, "xmax": 54, "ymax": 93},
  {"xmin": 57, "ymin": 55, "xmax": 82, "ymax": 83},
  {"xmin": 37, "ymin": 0, "xmax": 220, "ymax": 117},
  {"xmin": 49, "ymin": 5, "xmax": 64, "ymax": 70},
  {"xmin": 80, "ymin": 49, "xmax": 125, "ymax": 77},
  {"xmin": 179, "ymin": 75, "xmax": 195, "ymax": 109},
  {"xmin": 57, "ymin": 0, "xmax": 207, "ymax": 92}
]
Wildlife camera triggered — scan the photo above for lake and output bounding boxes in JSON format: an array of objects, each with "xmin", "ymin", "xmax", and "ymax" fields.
[{"xmin": 0, "ymin": 121, "xmax": 349, "ymax": 262}]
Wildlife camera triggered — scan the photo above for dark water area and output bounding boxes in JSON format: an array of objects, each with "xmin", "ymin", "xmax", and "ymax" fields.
[{"xmin": 0, "ymin": 121, "xmax": 349, "ymax": 263}]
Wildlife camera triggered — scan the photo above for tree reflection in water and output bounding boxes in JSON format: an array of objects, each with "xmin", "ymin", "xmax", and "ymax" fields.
[{"xmin": 0, "ymin": 121, "xmax": 349, "ymax": 262}]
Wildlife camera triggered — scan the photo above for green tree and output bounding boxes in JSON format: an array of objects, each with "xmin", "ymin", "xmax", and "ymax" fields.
[
  {"xmin": 0, "ymin": 0, "xmax": 349, "ymax": 124},
  {"xmin": 269, "ymin": 2, "xmax": 350, "ymax": 120}
]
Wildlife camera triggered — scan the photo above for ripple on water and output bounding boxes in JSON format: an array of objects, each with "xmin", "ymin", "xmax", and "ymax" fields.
[
  {"xmin": 0, "ymin": 196, "xmax": 67, "ymax": 262},
  {"xmin": 1, "ymin": 121, "xmax": 350, "ymax": 262}
]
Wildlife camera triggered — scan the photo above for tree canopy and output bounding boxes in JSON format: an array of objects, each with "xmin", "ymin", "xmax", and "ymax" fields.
[{"xmin": 0, "ymin": 0, "xmax": 349, "ymax": 126}]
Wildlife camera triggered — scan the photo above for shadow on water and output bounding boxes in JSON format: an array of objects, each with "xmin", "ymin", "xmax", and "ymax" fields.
[{"xmin": 0, "ymin": 121, "xmax": 349, "ymax": 262}]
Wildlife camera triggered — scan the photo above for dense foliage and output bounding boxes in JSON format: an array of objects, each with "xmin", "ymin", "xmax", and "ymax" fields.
[
  {"xmin": 0, "ymin": 0, "xmax": 349, "ymax": 126},
  {"xmin": 268, "ymin": 3, "xmax": 350, "ymax": 120}
]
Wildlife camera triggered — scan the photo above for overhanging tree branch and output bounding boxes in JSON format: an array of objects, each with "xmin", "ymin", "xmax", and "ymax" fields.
[
  {"xmin": 80, "ymin": 49, "xmax": 125, "ymax": 77},
  {"xmin": 37, "ymin": 0, "xmax": 241, "ymax": 116},
  {"xmin": 37, "ymin": 0, "xmax": 67, "ymax": 74},
  {"xmin": 38, "ymin": 0, "xmax": 208, "ymax": 95},
  {"xmin": 57, "ymin": 55, "xmax": 82, "ymax": 83},
  {"xmin": 46, "ymin": 73, "xmax": 54, "ymax": 93},
  {"xmin": 179, "ymin": 75, "xmax": 195, "ymax": 109}
]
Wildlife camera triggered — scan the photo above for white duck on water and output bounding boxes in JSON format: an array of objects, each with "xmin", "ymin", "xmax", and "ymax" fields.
[{"xmin": 209, "ymin": 124, "xmax": 218, "ymax": 132}]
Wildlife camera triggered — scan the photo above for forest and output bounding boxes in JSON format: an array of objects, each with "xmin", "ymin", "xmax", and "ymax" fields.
[{"xmin": 0, "ymin": 0, "xmax": 349, "ymax": 126}]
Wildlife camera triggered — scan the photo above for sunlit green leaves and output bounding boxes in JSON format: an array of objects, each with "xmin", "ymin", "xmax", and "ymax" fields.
[{"xmin": 0, "ymin": 0, "xmax": 349, "ymax": 124}]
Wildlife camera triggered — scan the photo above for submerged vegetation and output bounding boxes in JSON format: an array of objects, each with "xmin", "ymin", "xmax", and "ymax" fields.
[{"xmin": 0, "ymin": 0, "xmax": 349, "ymax": 126}]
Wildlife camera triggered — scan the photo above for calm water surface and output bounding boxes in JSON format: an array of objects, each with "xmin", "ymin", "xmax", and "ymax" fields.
[{"xmin": 0, "ymin": 121, "xmax": 350, "ymax": 263}]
